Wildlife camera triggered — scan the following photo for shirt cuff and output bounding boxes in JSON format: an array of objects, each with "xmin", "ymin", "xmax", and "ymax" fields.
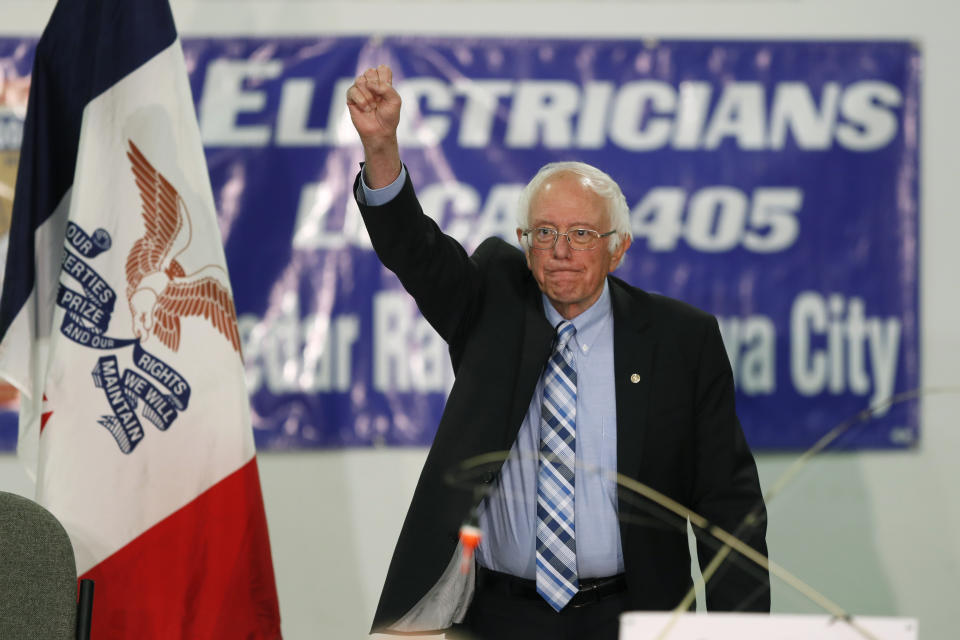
[{"xmin": 360, "ymin": 165, "xmax": 407, "ymax": 206}]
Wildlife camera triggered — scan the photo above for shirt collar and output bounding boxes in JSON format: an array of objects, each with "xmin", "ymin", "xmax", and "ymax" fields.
[{"xmin": 542, "ymin": 279, "xmax": 612, "ymax": 351}]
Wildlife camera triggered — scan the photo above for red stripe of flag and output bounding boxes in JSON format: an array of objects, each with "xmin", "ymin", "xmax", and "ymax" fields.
[{"xmin": 80, "ymin": 457, "xmax": 282, "ymax": 638}]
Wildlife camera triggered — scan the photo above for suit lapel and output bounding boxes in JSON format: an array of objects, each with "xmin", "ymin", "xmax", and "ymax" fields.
[
  {"xmin": 506, "ymin": 278, "xmax": 554, "ymax": 448},
  {"xmin": 611, "ymin": 278, "xmax": 655, "ymax": 481}
]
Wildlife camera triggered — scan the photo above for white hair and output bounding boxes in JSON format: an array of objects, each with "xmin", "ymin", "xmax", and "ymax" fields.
[{"xmin": 516, "ymin": 161, "xmax": 632, "ymax": 253}]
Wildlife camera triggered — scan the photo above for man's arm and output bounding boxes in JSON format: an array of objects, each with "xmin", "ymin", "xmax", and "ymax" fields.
[
  {"xmin": 346, "ymin": 66, "xmax": 483, "ymax": 347},
  {"xmin": 346, "ymin": 64, "xmax": 403, "ymax": 188},
  {"xmin": 691, "ymin": 317, "xmax": 771, "ymax": 611}
]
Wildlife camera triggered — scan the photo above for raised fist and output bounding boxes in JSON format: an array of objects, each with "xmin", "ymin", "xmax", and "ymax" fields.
[{"xmin": 346, "ymin": 64, "xmax": 402, "ymax": 144}]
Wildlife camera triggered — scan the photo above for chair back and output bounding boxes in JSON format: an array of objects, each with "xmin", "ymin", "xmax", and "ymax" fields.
[{"xmin": 0, "ymin": 490, "xmax": 78, "ymax": 639}]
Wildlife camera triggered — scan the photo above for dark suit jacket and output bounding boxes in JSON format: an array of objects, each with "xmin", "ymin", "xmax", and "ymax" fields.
[{"xmin": 357, "ymin": 171, "xmax": 770, "ymax": 634}]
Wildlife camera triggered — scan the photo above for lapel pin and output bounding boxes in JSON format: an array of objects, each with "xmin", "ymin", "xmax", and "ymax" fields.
[{"xmin": 630, "ymin": 373, "xmax": 641, "ymax": 383}]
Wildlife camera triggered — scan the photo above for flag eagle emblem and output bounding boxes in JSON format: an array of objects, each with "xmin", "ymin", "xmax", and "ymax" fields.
[{"xmin": 124, "ymin": 140, "xmax": 240, "ymax": 353}]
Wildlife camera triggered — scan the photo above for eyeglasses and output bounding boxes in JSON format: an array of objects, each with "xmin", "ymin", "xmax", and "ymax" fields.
[{"xmin": 521, "ymin": 227, "xmax": 617, "ymax": 251}]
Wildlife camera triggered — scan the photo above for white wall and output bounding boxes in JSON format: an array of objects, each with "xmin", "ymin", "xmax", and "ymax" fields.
[{"xmin": 2, "ymin": 1, "xmax": 959, "ymax": 638}]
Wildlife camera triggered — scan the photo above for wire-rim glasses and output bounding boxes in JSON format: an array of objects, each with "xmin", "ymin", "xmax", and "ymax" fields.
[{"xmin": 522, "ymin": 227, "xmax": 617, "ymax": 251}]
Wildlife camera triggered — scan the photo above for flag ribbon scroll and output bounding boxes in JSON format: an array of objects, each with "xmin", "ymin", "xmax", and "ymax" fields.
[{"xmin": 0, "ymin": 0, "xmax": 282, "ymax": 637}]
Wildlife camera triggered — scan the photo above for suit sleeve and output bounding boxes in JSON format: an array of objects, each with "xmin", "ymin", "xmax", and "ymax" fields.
[
  {"xmin": 354, "ymin": 168, "xmax": 482, "ymax": 346},
  {"xmin": 690, "ymin": 317, "xmax": 771, "ymax": 612}
]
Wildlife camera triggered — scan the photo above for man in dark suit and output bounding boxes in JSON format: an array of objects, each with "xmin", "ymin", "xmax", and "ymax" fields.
[{"xmin": 348, "ymin": 65, "xmax": 769, "ymax": 639}]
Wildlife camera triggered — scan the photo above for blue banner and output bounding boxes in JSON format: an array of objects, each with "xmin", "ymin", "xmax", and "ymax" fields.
[{"xmin": 0, "ymin": 37, "xmax": 920, "ymax": 451}]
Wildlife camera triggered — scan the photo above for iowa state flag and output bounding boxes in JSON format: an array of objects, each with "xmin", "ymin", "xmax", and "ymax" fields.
[{"xmin": 0, "ymin": 1, "xmax": 282, "ymax": 637}]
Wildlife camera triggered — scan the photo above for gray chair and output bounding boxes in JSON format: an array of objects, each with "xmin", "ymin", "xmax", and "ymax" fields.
[{"xmin": 0, "ymin": 491, "xmax": 85, "ymax": 639}]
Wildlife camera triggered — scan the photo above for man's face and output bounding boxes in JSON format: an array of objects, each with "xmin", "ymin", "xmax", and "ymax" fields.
[{"xmin": 516, "ymin": 173, "xmax": 631, "ymax": 319}]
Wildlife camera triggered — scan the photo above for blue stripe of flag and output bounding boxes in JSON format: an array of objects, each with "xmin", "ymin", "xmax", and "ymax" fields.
[{"xmin": 0, "ymin": 0, "xmax": 178, "ymax": 339}]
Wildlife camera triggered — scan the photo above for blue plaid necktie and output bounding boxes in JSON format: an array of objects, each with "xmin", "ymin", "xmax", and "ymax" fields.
[{"xmin": 536, "ymin": 320, "xmax": 579, "ymax": 611}]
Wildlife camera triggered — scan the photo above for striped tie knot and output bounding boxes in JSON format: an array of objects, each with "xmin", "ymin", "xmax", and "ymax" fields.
[{"xmin": 554, "ymin": 320, "xmax": 576, "ymax": 352}]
